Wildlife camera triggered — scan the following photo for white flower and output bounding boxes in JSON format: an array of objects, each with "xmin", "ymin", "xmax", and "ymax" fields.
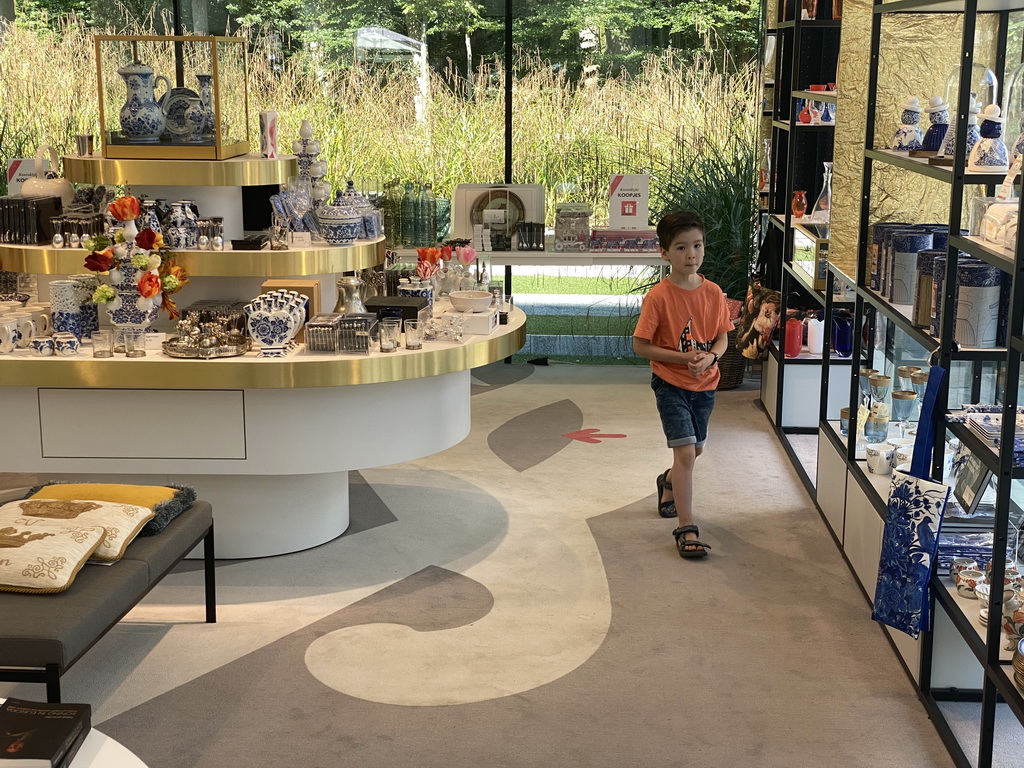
[{"xmin": 147, "ymin": 254, "xmax": 161, "ymax": 270}]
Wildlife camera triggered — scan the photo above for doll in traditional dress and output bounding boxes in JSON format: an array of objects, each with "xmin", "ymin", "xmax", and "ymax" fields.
[{"xmin": 892, "ymin": 96, "xmax": 924, "ymax": 151}]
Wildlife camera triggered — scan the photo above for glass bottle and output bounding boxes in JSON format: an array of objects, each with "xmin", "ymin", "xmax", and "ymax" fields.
[
  {"xmin": 422, "ymin": 183, "xmax": 437, "ymax": 247},
  {"xmin": 810, "ymin": 162, "xmax": 832, "ymax": 222},
  {"xmin": 759, "ymin": 139, "xmax": 771, "ymax": 192},
  {"xmin": 400, "ymin": 182, "xmax": 416, "ymax": 248},
  {"xmin": 831, "ymin": 311, "xmax": 854, "ymax": 358},
  {"xmin": 413, "ymin": 184, "xmax": 427, "ymax": 247},
  {"xmin": 382, "ymin": 180, "xmax": 403, "ymax": 248}
]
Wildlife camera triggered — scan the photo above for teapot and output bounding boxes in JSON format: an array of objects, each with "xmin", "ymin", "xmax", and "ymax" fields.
[
  {"xmin": 21, "ymin": 146, "xmax": 73, "ymax": 206},
  {"xmin": 117, "ymin": 62, "xmax": 171, "ymax": 143}
]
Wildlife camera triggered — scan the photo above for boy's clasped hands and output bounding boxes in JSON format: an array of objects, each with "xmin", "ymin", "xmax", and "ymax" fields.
[{"xmin": 686, "ymin": 350, "xmax": 716, "ymax": 377}]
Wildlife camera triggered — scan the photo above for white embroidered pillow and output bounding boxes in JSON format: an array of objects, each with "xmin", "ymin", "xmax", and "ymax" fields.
[
  {"xmin": 0, "ymin": 522, "xmax": 105, "ymax": 593},
  {"xmin": 0, "ymin": 499, "xmax": 155, "ymax": 562}
]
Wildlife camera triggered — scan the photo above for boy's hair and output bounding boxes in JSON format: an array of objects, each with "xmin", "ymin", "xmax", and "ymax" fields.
[{"xmin": 656, "ymin": 210, "xmax": 705, "ymax": 250}]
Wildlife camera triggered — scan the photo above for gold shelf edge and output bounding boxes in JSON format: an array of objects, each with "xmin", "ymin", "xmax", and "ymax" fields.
[
  {"xmin": 0, "ymin": 239, "xmax": 385, "ymax": 276},
  {"xmin": 64, "ymin": 154, "xmax": 298, "ymax": 187},
  {"xmin": 0, "ymin": 312, "xmax": 526, "ymax": 390}
]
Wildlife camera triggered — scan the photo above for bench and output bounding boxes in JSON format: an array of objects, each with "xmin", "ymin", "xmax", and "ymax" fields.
[{"xmin": 0, "ymin": 489, "xmax": 216, "ymax": 702}]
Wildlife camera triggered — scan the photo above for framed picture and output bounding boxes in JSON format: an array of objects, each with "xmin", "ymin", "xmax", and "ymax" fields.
[{"xmin": 952, "ymin": 453, "xmax": 993, "ymax": 517}]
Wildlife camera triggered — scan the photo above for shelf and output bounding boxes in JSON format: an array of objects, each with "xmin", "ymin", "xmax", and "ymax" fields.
[
  {"xmin": 1013, "ymin": 336, "xmax": 1024, "ymax": 356},
  {"xmin": 858, "ymin": 286, "xmax": 940, "ymax": 352},
  {"xmin": 770, "ymin": 339, "xmax": 856, "ymax": 364},
  {"xmin": 866, "ymin": 149, "xmax": 1015, "ymax": 184},
  {"xmin": 932, "ymin": 576, "xmax": 1012, "ymax": 665},
  {"xmin": 877, "ymin": 0, "xmax": 1024, "ymax": 12},
  {"xmin": 792, "ymin": 90, "xmax": 838, "ymax": 103},
  {"xmin": 776, "ymin": 18, "xmax": 843, "ymax": 27},
  {"xmin": 390, "ymin": 248, "xmax": 666, "ymax": 268},
  {"xmin": 772, "ymin": 120, "xmax": 791, "ymax": 132},
  {"xmin": 763, "ymin": 109, "xmax": 775, "ymax": 117},
  {"xmin": 0, "ymin": 306, "xmax": 527, "ymax": 390},
  {"xmin": 63, "ymin": 153, "xmax": 299, "ymax": 187},
  {"xmin": 950, "ymin": 235, "xmax": 1017, "ymax": 275},
  {"xmin": 945, "ymin": 420, "xmax": 1024, "ymax": 478},
  {"xmin": 0, "ymin": 238, "xmax": 385, "ymax": 277}
]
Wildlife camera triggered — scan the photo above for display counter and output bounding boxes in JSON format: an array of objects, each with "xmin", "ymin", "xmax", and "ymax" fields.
[{"xmin": 0, "ymin": 309, "xmax": 526, "ymax": 558}]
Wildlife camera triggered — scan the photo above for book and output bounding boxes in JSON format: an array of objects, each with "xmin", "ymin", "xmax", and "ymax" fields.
[{"xmin": 0, "ymin": 698, "xmax": 91, "ymax": 768}]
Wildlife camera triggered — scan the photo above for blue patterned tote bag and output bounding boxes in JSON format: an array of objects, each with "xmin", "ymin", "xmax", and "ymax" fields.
[{"xmin": 872, "ymin": 366, "xmax": 951, "ymax": 638}]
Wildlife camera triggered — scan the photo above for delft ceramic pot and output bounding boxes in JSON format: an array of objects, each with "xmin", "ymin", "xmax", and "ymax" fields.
[
  {"xmin": 68, "ymin": 274, "xmax": 100, "ymax": 338},
  {"xmin": 28, "ymin": 335, "xmax": 54, "ymax": 356},
  {"xmin": 139, "ymin": 200, "xmax": 162, "ymax": 235},
  {"xmin": 53, "ymin": 332, "xmax": 80, "ymax": 356},
  {"xmin": 117, "ymin": 62, "xmax": 170, "ymax": 143},
  {"xmin": 48, "ymin": 279, "xmax": 83, "ymax": 338},
  {"xmin": 893, "ymin": 97, "xmax": 924, "ymax": 151},
  {"xmin": 955, "ymin": 261, "xmax": 1003, "ymax": 348},
  {"xmin": 316, "ymin": 204, "xmax": 362, "ymax": 245},
  {"xmin": 164, "ymin": 202, "xmax": 190, "ymax": 248},
  {"xmin": 968, "ymin": 104, "xmax": 1009, "ymax": 173},
  {"xmin": 956, "ymin": 569, "xmax": 985, "ymax": 599},
  {"xmin": 949, "ymin": 558, "xmax": 980, "ymax": 582},
  {"xmin": 921, "ymin": 96, "xmax": 950, "ymax": 152},
  {"xmin": 889, "ymin": 230, "xmax": 934, "ymax": 305}
]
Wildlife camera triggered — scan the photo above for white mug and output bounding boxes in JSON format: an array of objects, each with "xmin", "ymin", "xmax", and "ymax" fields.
[
  {"xmin": 24, "ymin": 305, "xmax": 51, "ymax": 335},
  {"xmin": 865, "ymin": 442, "xmax": 895, "ymax": 475},
  {"xmin": 0, "ymin": 318, "xmax": 16, "ymax": 354},
  {"xmin": 5, "ymin": 311, "xmax": 35, "ymax": 348}
]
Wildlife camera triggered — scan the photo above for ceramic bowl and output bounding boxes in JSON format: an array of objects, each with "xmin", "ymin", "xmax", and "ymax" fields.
[
  {"xmin": 1002, "ymin": 605, "xmax": 1024, "ymax": 641},
  {"xmin": 449, "ymin": 290, "xmax": 493, "ymax": 313}
]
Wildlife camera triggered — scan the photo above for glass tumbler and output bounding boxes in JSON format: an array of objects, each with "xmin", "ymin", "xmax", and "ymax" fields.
[
  {"xmin": 864, "ymin": 415, "xmax": 890, "ymax": 444},
  {"xmin": 91, "ymin": 329, "xmax": 114, "ymax": 358},
  {"xmin": 379, "ymin": 318, "xmax": 402, "ymax": 353},
  {"xmin": 840, "ymin": 407, "xmax": 850, "ymax": 436},
  {"xmin": 122, "ymin": 328, "xmax": 146, "ymax": 358},
  {"xmin": 404, "ymin": 319, "xmax": 422, "ymax": 350}
]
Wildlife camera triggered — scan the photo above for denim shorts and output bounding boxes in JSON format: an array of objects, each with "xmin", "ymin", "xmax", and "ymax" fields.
[{"xmin": 651, "ymin": 374, "xmax": 715, "ymax": 448}]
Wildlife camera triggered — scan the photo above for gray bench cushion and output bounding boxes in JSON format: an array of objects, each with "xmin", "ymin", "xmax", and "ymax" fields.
[
  {"xmin": 0, "ymin": 559, "xmax": 150, "ymax": 668},
  {"xmin": 121, "ymin": 501, "xmax": 213, "ymax": 585}
]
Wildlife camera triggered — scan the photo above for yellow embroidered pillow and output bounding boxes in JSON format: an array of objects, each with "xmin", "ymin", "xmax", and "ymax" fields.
[
  {"xmin": 27, "ymin": 484, "xmax": 196, "ymax": 535},
  {"xmin": 29, "ymin": 484, "xmax": 175, "ymax": 510},
  {"xmin": 0, "ymin": 522, "xmax": 105, "ymax": 593},
  {"xmin": 0, "ymin": 499, "xmax": 155, "ymax": 562}
]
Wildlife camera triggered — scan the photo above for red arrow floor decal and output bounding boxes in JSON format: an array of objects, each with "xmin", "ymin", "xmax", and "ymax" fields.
[{"xmin": 563, "ymin": 428, "xmax": 627, "ymax": 444}]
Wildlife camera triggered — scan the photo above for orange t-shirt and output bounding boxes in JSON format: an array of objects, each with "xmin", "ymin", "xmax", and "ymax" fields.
[{"xmin": 633, "ymin": 276, "xmax": 734, "ymax": 392}]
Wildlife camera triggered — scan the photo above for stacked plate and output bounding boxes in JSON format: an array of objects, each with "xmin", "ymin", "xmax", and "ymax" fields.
[
  {"xmin": 1015, "ymin": 638, "xmax": 1024, "ymax": 691},
  {"xmin": 967, "ymin": 413, "xmax": 1024, "ymax": 446}
]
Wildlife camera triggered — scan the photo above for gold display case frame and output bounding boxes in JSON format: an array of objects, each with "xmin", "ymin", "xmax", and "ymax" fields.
[{"xmin": 95, "ymin": 34, "xmax": 250, "ymax": 161}]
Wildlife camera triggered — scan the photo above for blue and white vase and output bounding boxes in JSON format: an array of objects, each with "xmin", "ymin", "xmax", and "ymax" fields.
[
  {"xmin": 164, "ymin": 202, "xmax": 191, "ymax": 249},
  {"xmin": 48, "ymin": 279, "xmax": 83, "ymax": 339},
  {"xmin": 921, "ymin": 96, "xmax": 950, "ymax": 153},
  {"xmin": 893, "ymin": 96, "xmax": 924, "ymax": 151},
  {"xmin": 180, "ymin": 200, "xmax": 200, "ymax": 248},
  {"xmin": 399, "ymin": 278, "xmax": 434, "ymax": 313},
  {"xmin": 968, "ymin": 104, "xmax": 1009, "ymax": 173},
  {"xmin": 184, "ymin": 98, "xmax": 206, "ymax": 143},
  {"xmin": 955, "ymin": 261, "xmax": 1003, "ymax": 348},
  {"xmin": 117, "ymin": 62, "xmax": 170, "ymax": 143},
  {"xmin": 195, "ymin": 74, "xmax": 215, "ymax": 139},
  {"xmin": 871, "ymin": 222, "xmax": 912, "ymax": 292},
  {"xmin": 889, "ymin": 230, "xmax": 934, "ymax": 305},
  {"xmin": 139, "ymin": 200, "xmax": 162, "ymax": 235}
]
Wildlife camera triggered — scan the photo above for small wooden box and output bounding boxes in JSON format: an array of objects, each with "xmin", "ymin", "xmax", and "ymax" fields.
[{"xmin": 261, "ymin": 279, "xmax": 321, "ymax": 342}]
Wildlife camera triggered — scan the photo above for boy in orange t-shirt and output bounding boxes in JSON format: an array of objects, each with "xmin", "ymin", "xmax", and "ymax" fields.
[{"xmin": 632, "ymin": 211, "xmax": 733, "ymax": 558}]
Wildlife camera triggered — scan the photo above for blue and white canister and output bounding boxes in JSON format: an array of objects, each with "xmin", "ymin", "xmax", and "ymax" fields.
[
  {"xmin": 139, "ymin": 199, "xmax": 162, "ymax": 234},
  {"xmin": 871, "ymin": 222, "xmax": 911, "ymax": 292},
  {"xmin": 913, "ymin": 250, "xmax": 943, "ymax": 329},
  {"xmin": 889, "ymin": 230, "xmax": 933, "ymax": 305},
  {"xmin": 955, "ymin": 261, "xmax": 1003, "ymax": 348},
  {"xmin": 48, "ymin": 279, "xmax": 83, "ymax": 339},
  {"xmin": 68, "ymin": 273, "xmax": 100, "ymax": 338},
  {"xmin": 164, "ymin": 202, "xmax": 190, "ymax": 248}
]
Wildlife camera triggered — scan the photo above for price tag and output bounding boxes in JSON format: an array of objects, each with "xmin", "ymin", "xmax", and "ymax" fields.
[{"xmin": 288, "ymin": 231, "xmax": 312, "ymax": 247}]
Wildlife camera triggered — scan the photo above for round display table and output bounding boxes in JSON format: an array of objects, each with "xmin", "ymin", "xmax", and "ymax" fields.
[{"xmin": 0, "ymin": 309, "xmax": 525, "ymax": 558}]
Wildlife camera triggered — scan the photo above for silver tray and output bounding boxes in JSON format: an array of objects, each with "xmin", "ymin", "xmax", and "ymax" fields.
[{"xmin": 162, "ymin": 336, "xmax": 251, "ymax": 359}]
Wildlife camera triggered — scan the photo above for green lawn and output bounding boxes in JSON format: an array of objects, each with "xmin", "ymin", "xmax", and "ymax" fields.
[
  {"xmin": 525, "ymin": 314, "xmax": 638, "ymax": 337},
  {"xmin": 510, "ymin": 274, "xmax": 657, "ymax": 295}
]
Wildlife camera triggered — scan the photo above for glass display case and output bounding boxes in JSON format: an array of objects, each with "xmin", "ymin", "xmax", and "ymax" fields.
[{"xmin": 94, "ymin": 35, "xmax": 249, "ymax": 160}]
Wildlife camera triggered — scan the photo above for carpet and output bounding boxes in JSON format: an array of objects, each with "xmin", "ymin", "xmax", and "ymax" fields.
[{"xmin": 0, "ymin": 365, "xmax": 955, "ymax": 767}]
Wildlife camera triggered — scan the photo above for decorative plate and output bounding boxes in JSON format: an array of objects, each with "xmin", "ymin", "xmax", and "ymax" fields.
[
  {"xmin": 470, "ymin": 189, "xmax": 526, "ymax": 236},
  {"xmin": 159, "ymin": 87, "xmax": 200, "ymax": 138}
]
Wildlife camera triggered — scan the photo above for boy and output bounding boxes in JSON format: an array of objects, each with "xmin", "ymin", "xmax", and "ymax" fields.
[{"xmin": 632, "ymin": 211, "xmax": 733, "ymax": 558}]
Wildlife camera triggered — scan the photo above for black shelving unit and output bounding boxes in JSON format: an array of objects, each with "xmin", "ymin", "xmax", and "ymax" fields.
[
  {"xmin": 760, "ymin": 0, "xmax": 849, "ymax": 490},
  {"xmin": 819, "ymin": 1, "xmax": 1024, "ymax": 765}
]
